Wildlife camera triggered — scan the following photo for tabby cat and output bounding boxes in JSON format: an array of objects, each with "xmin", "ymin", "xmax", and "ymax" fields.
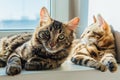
[
  {"xmin": 71, "ymin": 15, "xmax": 118, "ymax": 72},
  {"xmin": 0, "ymin": 7, "xmax": 80, "ymax": 75}
]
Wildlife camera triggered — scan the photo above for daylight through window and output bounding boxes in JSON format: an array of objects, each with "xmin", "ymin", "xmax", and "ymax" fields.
[{"xmin": 0, "ymin": 0, "xmax": 50, "ymax": 29}]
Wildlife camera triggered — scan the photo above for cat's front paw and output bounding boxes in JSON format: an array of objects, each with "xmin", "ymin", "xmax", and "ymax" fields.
[
  {"xmin": 96, "ymin": 63, "xmax": 107, "ymax": 72},
  {"xmin": 6, "ymin": 64, "xmax": 22, "ymax": 75},
  {"xmin": 71, "ymin": 56, "xmax": 82, "ymax": 65},
  {"xmin": 71, "ymin": 56, "xmax": 107, "ymax": 72},
  {"xmin": 108, "ymin": 61, "xmax": 118, "ymax": 72}
]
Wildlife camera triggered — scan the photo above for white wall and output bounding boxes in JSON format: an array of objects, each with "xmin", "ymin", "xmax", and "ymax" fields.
[
  {"xmin": 88, "ymin": 0, "xmax": 120, "ymax": 31},
  {"xmin": 51, "ymin": 0, "xmax": 89, "ymax": 37},
  {"xmin": 69, "ymin": 0, "xmax": 88, "ymax": 37},
  {"xmin": 51, "ymin": 0, "xmax": 69, "ymax": 22}
]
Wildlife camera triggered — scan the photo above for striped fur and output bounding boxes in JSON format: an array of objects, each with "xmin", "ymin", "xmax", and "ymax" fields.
[
  {"xmin": 71, "ymin": 15, "xmax": 117, "ymax": 72},
  {"xmin": 0, "ymin": 7, "xmax": 80, "ymax": 75}
]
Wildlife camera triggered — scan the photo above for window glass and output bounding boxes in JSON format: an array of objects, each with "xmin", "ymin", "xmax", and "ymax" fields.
[{"xmin": 0, "ymin": 0, "xmax": 50, "ymax": 29}]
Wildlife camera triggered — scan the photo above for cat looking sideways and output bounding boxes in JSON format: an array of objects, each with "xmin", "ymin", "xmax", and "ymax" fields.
[
  {"xmin": 71, "ymin": 15, "xmax": 118, "ymax": 72},
  {"xmin": 0, "ymin": 7, "xmax": 80, "ymax": 75}
]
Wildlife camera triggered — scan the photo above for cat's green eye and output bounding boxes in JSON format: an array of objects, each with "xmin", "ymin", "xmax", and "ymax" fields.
[
  {"xmin": 39, "ymin": 30, "xmax": 50, "ymax": 39},
  {"xmin": 39, "ymin": 31, "xmax": 44, "ymax": 38},
  {"xmin": 45, "ymin": 30, "xmax": 50, "ymax": 36},
  {"xmin": 58, "ymin": 34, "xmax": 65, "ymax": 40}
]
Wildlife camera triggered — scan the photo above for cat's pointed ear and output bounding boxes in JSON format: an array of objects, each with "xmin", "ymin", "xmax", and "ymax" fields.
[
  {"xmin": 93, "ymin": 15, "xmax": 97, "ymax": 23},
  {"xmin": 67, "ymin": 17, "xmax": 80, "ymax": 31},
  {"xmin": 97, "ymin": 14, "xmax": 111, "ymax": 31},
  {"xmin": 40, "ymin": 7, "xmax": 51, "ymax": 26}
]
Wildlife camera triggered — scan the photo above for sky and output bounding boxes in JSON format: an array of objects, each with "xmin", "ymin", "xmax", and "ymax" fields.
[{"xmin": 0, "ymin": 0, "xmax": 50, "ymax": 20}]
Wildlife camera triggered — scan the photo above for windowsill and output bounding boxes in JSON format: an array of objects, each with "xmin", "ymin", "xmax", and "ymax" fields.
[
  {"xmin": 0, "ymin": 61, "xmax": 93, "ymax": 76},
  {"xmin": 0, "ymin": 29, "xmax": 33, "ymax": 38},
  {"xmin": 0, "ymin": 61, "xmax": 120, "ymax": 80}
]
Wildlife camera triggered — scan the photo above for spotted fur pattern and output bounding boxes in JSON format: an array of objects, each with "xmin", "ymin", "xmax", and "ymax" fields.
[
  {"xmin": 71, "ymin": 15, "xmax": 118, "ymax": 72},
  {"xmin": 0, "ymin": 7, "xmax": 80, "ymax": 75}
]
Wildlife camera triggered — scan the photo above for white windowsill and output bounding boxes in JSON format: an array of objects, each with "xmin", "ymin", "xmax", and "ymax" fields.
[{"xmin": 0, "ymin": 61, "xmax": 120, "ymax": 80}]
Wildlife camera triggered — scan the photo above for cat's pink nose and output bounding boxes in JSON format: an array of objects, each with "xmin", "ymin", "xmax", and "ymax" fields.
[{"xmin": 50, "ymin": 42, "xmax": 55, "ymax": 48}]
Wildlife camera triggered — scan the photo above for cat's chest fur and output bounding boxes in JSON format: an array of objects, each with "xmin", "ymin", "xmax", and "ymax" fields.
[{"xmin": 15, "ymin": 39, "xmax": 71, "ymax": 62}]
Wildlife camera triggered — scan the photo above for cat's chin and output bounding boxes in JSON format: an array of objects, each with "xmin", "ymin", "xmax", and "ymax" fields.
[
  {"xmin": 45, "ymin": 48, "xmax": 59, "ymax": 53},
  {"xmin": 43, "ymin": 43, "xmax": 63, "ymax": 53},
  {"xmin": 45, "ymin": 46, "xmax": 64, "ymax": 53}
]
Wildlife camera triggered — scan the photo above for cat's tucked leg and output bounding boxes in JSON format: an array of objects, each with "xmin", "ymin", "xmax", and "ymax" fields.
[
  {"xmin": 100, "ymin": 53, "xmax": 117, "ymax": 72},
  {"xmin": 6, "ymin": 53, "xmax": 22, "ymax": 75},
  {"xmin": 71, "ymin": 54, "xmax": 107, "ymax": 72},
  {"xmin": 25, "ymin": 57, "xmax": 60, "ymax": 70}
]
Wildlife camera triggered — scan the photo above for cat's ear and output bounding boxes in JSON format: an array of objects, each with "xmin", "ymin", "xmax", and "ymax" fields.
[
  {"xmin": 93, "ymin": 15, "xmax": 97, "ymax": 23},
  {"xmin": 40, "ymin": 7, "xmax": 51, "ymax": 26},
  {"xmin": 67, "ymin": 17, "xmax": 80, "ymax": 31},
  {"xmin": 97, "ymin": 14, "xmax": 111, "ymax": 32}
]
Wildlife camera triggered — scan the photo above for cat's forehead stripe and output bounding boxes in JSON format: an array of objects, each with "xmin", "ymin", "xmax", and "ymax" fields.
[
  {"xmin": 54, "ymin": 20, "xmax": 62, "ymax": 25},
  {"xmin": 53, "ymin": 20, "xmax": 62, "ymax": 29}
]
